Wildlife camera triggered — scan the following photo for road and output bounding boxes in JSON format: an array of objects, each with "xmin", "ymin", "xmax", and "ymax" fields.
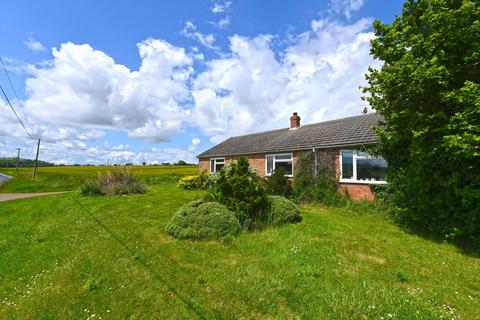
[
  {"xmin": 0, "ymin": 173, "xmax": 12, "ymax": 186},
  {"xmin": 0, "ymin": 174, "xmax": 69, "ymax": 202},
  {"xmin": 0, "ymin": 192, "xmax": 69, "ymax": 202}
]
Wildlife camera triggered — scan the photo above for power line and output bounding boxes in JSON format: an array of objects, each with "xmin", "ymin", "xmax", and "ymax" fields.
[
  {"xmin": 72, "ymin": 198, "xmax": 207, "ymax": 319},
  {"xmin": 0, "ymin": 84, "xmax": 33, "ymax": 139},
  {"xmin": 0, "ymin": 56, "xmax": 34, "ymax": 135}
]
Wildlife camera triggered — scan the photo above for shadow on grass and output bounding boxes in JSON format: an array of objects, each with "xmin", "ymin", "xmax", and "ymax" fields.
[{"xmin": 398, "ymin": 223, "xmax": 480, "ymax": 258}]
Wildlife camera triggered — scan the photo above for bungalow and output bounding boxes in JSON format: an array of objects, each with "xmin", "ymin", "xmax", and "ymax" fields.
[{"xmin": 197, "ymin": 112, "xmax": 387, "ymax": 200}]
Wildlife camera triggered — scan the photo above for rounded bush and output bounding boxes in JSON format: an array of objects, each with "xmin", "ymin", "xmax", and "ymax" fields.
[
  {"xmin": 267, "ymin": 196, "xmax": 302, "ymax": 226},
  {"xmin": 166, "ymin": 200, "xmax": 241, "ymax": 240}
]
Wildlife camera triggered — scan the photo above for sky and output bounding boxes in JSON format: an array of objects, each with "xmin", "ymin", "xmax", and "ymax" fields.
[{"xmin": 0, "ymin": 0, "xmax": 404, "ymax": 165}]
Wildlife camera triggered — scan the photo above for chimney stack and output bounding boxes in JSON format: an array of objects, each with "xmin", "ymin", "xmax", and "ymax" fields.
[{"xmin": 290, "ymin": 112, "xmax": 301, "ymax": 129}]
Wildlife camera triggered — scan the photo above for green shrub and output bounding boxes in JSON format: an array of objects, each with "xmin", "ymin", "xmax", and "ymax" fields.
[
  {"xmin": 209, "ymin": 157, "xmax": 268, "ymax": 228},
  {"xmin": 293, "ymin": 152, "xmax": 347, "ymax": 206},
  {"xmin": 166, "ymin": 200, "xmax": 241, "ymax": 240},
  {"xmin": 100, "ymin": 169, "xmax": 146, "ymax": 195},
  {"xmin": 177, "ymin": 170, "xmax": 209, "ymax": 189},
  {"xmin": 80, "ymin": 168, "xmax": 146, "ymax": 196},
  {"xmin": 267, "ymin": 195, "xmax": 302, "ymax": 226},
  {"xmin": 369, "ymin": 184, "xmax": 394, "ymax": 203},
  {"xmin": 177, "ymin": 175, "xmax": 198, "ymax": 189},
  {"xmin": 266, "ymin": 167, "xmax": 292, "ymax": 197},
  {"xmin": 80, "ymin": 179, "xmax": 103, "ymax": 196}
]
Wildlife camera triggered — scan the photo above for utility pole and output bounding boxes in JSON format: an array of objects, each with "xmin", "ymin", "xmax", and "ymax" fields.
[
  {"xmin": 32, "ymin": 139, "xmax": 41, "ymax": 179},
  {"xmin": 16, "ymin": 148, "xmax": 21, "ymax": 173}
]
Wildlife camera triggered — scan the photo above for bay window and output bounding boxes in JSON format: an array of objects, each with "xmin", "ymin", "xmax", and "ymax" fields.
[
  {"xmin": 340, "ymin": 150, "xmax": 387, "ymax": 183},
  {"xmin": 210, "ymin": 157, "xmax": 225, "ymax": 174},
  {"xmin": 266, "ymin": 153, "xmax": 293, "ymax": 176}
]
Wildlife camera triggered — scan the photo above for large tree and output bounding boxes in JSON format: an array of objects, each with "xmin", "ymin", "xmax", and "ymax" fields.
[{"xmin": 364, "ymin": 0, "xmax": 479, "ymax": 242}]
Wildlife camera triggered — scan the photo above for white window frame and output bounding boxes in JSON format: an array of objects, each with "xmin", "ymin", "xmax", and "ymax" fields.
[
  {"xmin": 265, "ymin": 153, "xmax": 294, "ymax": 177},
  {"xmin": 339, "ymin": 150, "xmax": 387, "ymax": 184},
  {"xmin": 210, "ymin": 157, "xmax": 225, "ymax": 174}
]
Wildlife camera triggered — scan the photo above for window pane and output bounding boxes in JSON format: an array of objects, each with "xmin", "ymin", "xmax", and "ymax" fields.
[
  {"xmin": 357, "ymin": 151, "xmax": 370, "ymax": 157},
  {"xmin": 341, "ymin": 151, "xmax": 353, "ymax": 179},
  {"xmin": 275, "ymin": 154, "xmax": 292, "ymax": 160},
  {"xmin": 356, "ymin": 158, "xmax": 387, "ymax": 181},
  {"xmin": 216, "ymin": 159, "xmax": 225, "ymax": 164},
  {"xmin": 266, "ymin": 155, "xmax": 274, "ymax": 174},
  {"xmin": 210, "ymin": 159, "xmax": 215, "ymax": 173},
  {"xmin": 275, "ymin": 161, "xmax": 293, "ymax": 175}
]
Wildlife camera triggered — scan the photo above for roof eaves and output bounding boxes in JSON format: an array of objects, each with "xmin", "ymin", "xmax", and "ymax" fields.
[{"xmin": 196, "ymin": 140, "xmax": 378, "ymax": 158}]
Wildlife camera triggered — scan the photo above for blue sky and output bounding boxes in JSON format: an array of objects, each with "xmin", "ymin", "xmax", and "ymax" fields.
[{"xmin": 0, "ymin": 0, "xmax": 403, "ymax": 164}]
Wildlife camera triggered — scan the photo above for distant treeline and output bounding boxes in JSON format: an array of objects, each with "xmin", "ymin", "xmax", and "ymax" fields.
[
  {"xmin": 0, "ymin": 158, "xmax": 197, "ymax": 168},
  {"xmin": 0, "ymin": 157, "xmax": 55, "ymax": 168}
]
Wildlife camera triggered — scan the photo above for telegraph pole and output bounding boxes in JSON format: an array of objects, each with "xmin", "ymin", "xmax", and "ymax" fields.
[
  {"xmin": 16, "ymin": 148, "xmax": 21, "ymax": 173},
  {"xmin": 32, "ymin": 139, "xmax": 41, "ymax": 179}
]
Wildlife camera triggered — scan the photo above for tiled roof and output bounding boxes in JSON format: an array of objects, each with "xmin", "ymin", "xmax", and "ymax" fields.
[{"xmin": 197, "ymin": 113, "xmax": 383, "ymax": 158}]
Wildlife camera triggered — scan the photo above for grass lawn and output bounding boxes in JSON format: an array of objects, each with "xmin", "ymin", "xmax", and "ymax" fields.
[
  {"xmin": 0, "ymin": 178, "xmax": 478, "ymax": 319},
  {"xmin": 0, "ymin": 165, "xmax": 197, "ymax": 192}
]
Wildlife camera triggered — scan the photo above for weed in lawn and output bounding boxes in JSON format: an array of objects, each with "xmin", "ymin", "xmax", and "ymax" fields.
[
  {"xmin": 83, "ymin": 279, "xmax": 99, "ymax": 291},
  {"xmin": 395, "ymin": 268, "xmax": 408, "ymax": 283}
]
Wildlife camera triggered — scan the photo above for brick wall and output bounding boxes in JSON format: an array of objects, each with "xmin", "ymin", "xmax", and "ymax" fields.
[
  {"xmin": 198, "ymin": 159, "xmax": 210, "ymax": 172},
  {"xmin": 229, "ymin": 154, "xmax": 266, "ymax": 176},
  {"xmin": 339, "ymin": 183, "xmax": 375, "ymax": 201}
]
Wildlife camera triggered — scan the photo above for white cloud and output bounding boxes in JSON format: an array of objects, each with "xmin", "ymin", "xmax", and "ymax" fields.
[
  {"xmin": 217, "ymin": 16, "xmax": 231, "ymax": 29},
  {"xmin": 190, "ymin": 18, "xmax": 377, "ymax": 143},
  {"xmin": 211, "ymin": 1, "xmax": 232, "ymax": 29},
  {"xmin": 1, "ymin": 17, "xmax": 376, "ymax": 165},
  {"xmin": 329, "ymin": 0, "xmax": 366, "ymax": 19},
  {"xmin": 24, "ymin": 35, "xmax": 46, "ymax": 52},
  {"xmin": 24, "ymin": 39, "xmax": 193, "ymax": 143},
  {"xmin": 181, "ymin": 21, "xmax": 218, "ymax": 50},
  {"xmin": 212, "ymin": 1, "xmax": 232, "ymax": 14},
  {"xmin": 188, "ymin": 137, "xmax": 201, "ymax": 151}
]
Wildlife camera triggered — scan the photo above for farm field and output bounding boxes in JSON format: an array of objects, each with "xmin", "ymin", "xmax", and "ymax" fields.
[
  {"xmin": 0, "ymin": 170, "xmax": 479, "ymax": 319},
  {"xmin": 0, "ymin": 165, "xmax": 198, "ymax": 192}
]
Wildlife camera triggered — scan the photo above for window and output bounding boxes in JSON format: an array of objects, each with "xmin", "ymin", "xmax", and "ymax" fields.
[
  {"xmin": 210, "ymin": 158, "xmax": 225, "ymax": 174},
  {"xmin": 266, "ymin": 153, "xmax": 293, "ymax": 176},
  {"xmin": 340, "ymin": 150, "xmax": 387, "ymax": 184}
]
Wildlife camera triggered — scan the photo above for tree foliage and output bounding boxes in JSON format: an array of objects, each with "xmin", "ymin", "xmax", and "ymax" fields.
[
  {"xmin": 364, "ymin": 0, "xmax": 480, "ymax": 241},
  {"xmin": 0, "ymin": 158, "xmax": 54, "ymax": 168}
]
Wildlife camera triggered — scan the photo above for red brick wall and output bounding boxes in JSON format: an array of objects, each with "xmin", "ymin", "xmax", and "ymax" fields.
[
  {"xmin": 339, "ymin": 183, "xmax": 375, "ymax": 201},
  {"xmin": 229, "ymin": 154, "xmax": 266, "ymax": 176}
]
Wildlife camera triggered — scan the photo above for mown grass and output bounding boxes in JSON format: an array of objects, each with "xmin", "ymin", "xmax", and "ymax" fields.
[
  {"xmin": 0, "ymin": 165, "xmax": 197, "ymax": 192},
  {"xmin": 0, "ymin": 181, "xmax": 478, "ymax": 319}
]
